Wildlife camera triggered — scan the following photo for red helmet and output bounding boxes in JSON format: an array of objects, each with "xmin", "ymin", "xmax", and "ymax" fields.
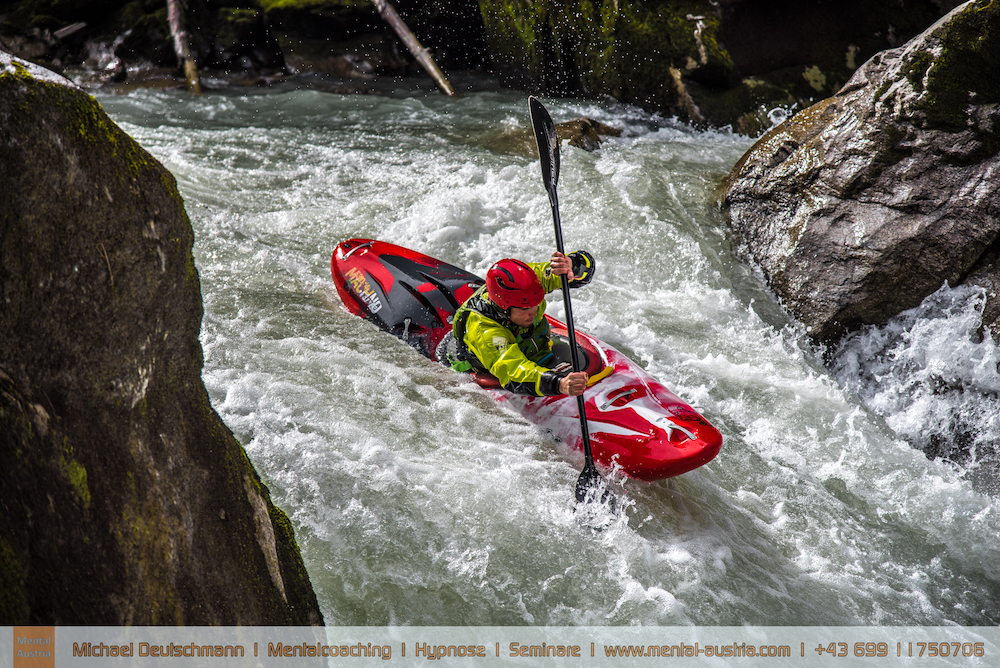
[{"xmin": 486, "ymin": 259, "xmax": 544, "ymax": 309}]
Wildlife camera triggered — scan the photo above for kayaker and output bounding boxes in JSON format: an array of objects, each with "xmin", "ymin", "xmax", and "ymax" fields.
[{"xmin": 439, "ymin": 250, "xmax": 595, "ymax": 396}]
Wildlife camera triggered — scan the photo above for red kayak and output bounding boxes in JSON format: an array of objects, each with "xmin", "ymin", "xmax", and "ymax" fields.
[{"xmin": 331, "ymin": 238, "xmax": 722, "ymax": 481}]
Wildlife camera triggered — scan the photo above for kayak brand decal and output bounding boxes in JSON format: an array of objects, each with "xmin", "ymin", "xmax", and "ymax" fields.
[{"xmin": 345, "ymin": 267, "xmax": 383, "ymax": 313}]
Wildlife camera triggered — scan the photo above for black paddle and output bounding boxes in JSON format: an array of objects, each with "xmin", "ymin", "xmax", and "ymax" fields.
[{"xmin": 528, "ymin": 96, "xmax": 609, "ymax": 506}]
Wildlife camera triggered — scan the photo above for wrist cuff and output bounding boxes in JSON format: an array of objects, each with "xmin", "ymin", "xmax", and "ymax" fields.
[{"xmin": 539, "ymin": 362, "xmax": 572, "ymax": 396}]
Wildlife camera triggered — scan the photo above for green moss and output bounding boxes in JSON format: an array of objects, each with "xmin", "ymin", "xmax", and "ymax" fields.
[
  {"xmin": 62, "ymin": 95, "xmax": 159, "ymax": 181},
  {"xmin": 215, "ymin": 7, "xmax": 263, "ymax": 51},
  {"xmin": 803, "ymin": 65, "xmax": 827, "ymax": 92},
  {"xmin": 124, "ymin": 508, "xmax": 184, "ymax": 623},
  {"xmin": 114, "ymin": 0, "xmax": 165, "ymax": 32},
  {"xmin": 62, "ymin": 456, "xmax": 92, "ymax": 509},
  {"xmin": 1, "ymin": 62, "xmax": 160, "ymax": 191},
  {"xmin": 903, "ymin": 49, "xmax": 934, "ymax": 92},
  {"xmin": 917, "ymin": 0, "xmax": 1000, "ymax": 131},
  {"xmin": 220, "ymin": 7, "xmax": 258, "ymax": 21},
  {"xmin": 875, "ymin": 79, "xmax": 893, "ymax": 107},
  {"xmin": 876, "ymin": 123, "xmax": 914, "ymax": 168},
  {"xmin": 269, "ymin": 504, "xmax": 308, "ymax": 582},
  {"xmin": 478, "ymin": 0, "xmax": 543, "ymax": 75}
]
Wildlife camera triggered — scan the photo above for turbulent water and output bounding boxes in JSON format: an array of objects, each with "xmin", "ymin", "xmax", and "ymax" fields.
[{"xmin": 96, "ymin": 82, "xmax": 1000, "ymax": 627}]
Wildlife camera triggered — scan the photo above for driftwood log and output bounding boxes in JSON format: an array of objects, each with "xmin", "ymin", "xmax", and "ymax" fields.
[
  {"xmin": 166, "ymin": 0, "xmax": 202, "ymax": 94},
  {"xmin": 371, "ymin": 0, "xmax": 455, "ymax": 96}
]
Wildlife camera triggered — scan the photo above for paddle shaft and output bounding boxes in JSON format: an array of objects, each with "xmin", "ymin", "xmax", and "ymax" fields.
[
  {"xmin": 547, "ymin": 188, "xmax": 596, "ymax": 469},
  {"xmin": 528, "ymin": 96, "xmax": 598, "ymax": 489}
]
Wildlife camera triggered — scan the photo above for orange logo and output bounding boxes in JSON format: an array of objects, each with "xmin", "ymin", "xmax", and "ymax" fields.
[{"xmin": 345, "ymin": 267, "xmax": 383, "ymax": 313}]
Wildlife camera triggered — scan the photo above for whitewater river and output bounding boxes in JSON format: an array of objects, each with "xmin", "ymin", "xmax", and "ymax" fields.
[{"xmin": 96, "ymin": 81, "xmax": 1000, "ymax": 628}]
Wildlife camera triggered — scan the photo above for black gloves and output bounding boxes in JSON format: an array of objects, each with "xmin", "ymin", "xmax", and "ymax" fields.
[{"xmin": 568, "ymin": 250, "xmax": 595, "ymax": 286}]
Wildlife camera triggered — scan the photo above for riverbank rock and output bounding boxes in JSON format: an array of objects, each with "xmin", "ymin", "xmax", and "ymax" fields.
[
  {"xmin": 721, "ymin": 0, "xmax": 1000, "ymax": 345},
  {"xmin": 0, "ymin": 53, "xmax": 323, "ymax": 625}
]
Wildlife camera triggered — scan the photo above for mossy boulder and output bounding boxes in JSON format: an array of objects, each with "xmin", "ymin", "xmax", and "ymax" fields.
[
  {"xmin": 0, "ymin": 54, "xmax": 323, "ymax": 625},
  {"xmin": 477, "ymin": 0, "xmax": 733, "ymax": 111},
  {"xmin": 721, "ymin": 0, "xmax": 1000, "ymax": 344}
]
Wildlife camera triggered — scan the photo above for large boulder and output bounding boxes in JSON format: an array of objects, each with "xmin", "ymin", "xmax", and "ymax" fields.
[
  {"xmin": 0, "ymin": 53, "xmax": 323, "ymax": 625},
  {"xmin": 720, "ymin": 0, "xmax": 1000, "ymax": 344}
]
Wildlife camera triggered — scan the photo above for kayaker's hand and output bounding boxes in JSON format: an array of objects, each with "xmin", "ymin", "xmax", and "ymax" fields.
[
  {"xmin": 560, "ymin": 371, "xmax": 588, "ymax": 396},
  {"xmin": 549, "ymin": 251, "xmax": 575, "ymax": 281}
]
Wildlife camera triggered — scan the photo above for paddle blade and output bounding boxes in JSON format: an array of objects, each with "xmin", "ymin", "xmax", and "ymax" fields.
[
  {"xmin": 575, "ymin": 462, "xmax": 609, "ymax": 504},
  {"xmin": 528, "ymin": 96, "xmax": 560, "ymax": 194},
  {"xmin": 575, "ymin": 464, "xmax": 618, "ymax": 529}
]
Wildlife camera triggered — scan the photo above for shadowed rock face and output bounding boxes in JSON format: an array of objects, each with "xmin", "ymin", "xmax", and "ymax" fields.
[
  {"xmin": 721, "ymin": 0, "xmax": 1000, "ymax": 345},
  {"xmin": 0, "ymin": 53, "xmax": 323, "ymax": 625}
]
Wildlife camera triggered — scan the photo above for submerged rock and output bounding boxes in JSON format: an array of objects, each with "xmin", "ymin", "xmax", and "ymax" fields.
[
  {"xmin": 482, "ymin": 116, "xmax": 621, "ymax": 157},
  {"xmin": 0, "ymin": 53, "xmax": 323, "ymax": 625},
  {"xmin": 721, "ymin": 0, "xmax": 1000, "ymax": 344}
]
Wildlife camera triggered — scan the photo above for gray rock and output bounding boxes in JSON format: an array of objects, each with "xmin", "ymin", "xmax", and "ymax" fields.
[
  {"xmin": 721, "ymin": 0, "xmax": 1000, "ymax": 344},
  {"xmin": 0, "ymin": 52, "xmax": 323, "ymax": 625},
  {"xmin": 479, "ymin": 116, "xmax": 621, "ymax": 157}
]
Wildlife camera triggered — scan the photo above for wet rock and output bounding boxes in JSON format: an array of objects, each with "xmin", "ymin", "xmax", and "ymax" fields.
[
  {"xmin": 558, "ymin": 117, "xmax": 622, "ymax": 152},
  {"xmin": 101, "ymin": 55, "xmax": 126, "ymax": 82},
  {"xmin": 0, "ymin": 53, "xmax": 323, "ymax": 625},
  {"xmin": 965, "ymin": 241, "xmax": 1000, "ymax": 340},
  {"xmin": 721, "ymin": 0, "xmax": 1000, "ymax": 344},
  {"xmin": 257, "ymin": 0, "xmax": 397, "ymax": 77},
  {"xmin": 0, "ymin": 17, "xmax": 92, "ymax": 70},
  {"xmin": 481, "ymin": 116, "xmax": 621, "ymax": 157}
]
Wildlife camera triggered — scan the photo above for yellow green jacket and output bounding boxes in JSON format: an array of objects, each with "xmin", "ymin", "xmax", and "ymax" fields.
[{"xmin": 451, "ymin": 255, "xmax": 593, "ymax": 396}]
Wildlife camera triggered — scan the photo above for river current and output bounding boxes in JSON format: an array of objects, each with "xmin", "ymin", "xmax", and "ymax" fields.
[{"xmin": 96, "ymin": 82, "xmax": 1000, "ymax": 627}]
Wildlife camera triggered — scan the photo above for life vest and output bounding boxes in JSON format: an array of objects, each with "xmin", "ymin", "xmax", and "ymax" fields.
[
  {"xmin": 447, "ymin": 252, "xmax": 594, "ymax": 396},
  {"xmin": 451, "ymin": 284, "xmax": 554, "ymax": 373}
]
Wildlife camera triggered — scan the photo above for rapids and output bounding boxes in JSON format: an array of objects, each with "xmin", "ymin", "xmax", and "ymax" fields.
[{"xmin": 96, "ymin": 84, "xmax": 1000, "ymax": 627}]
